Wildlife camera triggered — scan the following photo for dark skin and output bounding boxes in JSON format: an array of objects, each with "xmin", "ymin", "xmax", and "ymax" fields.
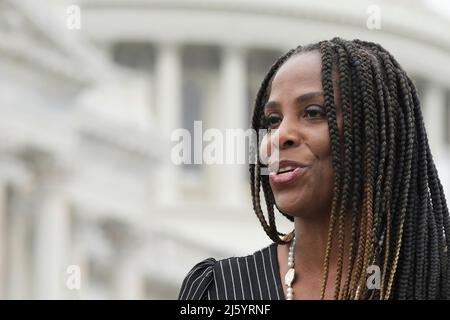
[{"xmin": 260, "ymin": 51, "xmax": 353, "ymax": 299}]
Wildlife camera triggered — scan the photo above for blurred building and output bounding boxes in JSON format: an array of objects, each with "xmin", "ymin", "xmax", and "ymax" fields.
[{"xmin": 0, "ymin": 0, "xmax": 449, "ymax": 299}]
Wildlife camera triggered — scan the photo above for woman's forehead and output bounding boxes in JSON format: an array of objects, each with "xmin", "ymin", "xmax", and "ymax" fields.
[
  {"xmin": 267, "ymin": 50, "xmax": 342, "ymax": 114},
  {"xmin": 271, "ymin": 51, "xmax": 322, "ymax": 91},
  {"xmin": 270, "ymin": 51, "xmax": 323, "ymax": 96}
]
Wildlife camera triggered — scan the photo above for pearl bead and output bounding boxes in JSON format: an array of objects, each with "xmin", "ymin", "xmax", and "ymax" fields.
[{"xmin": 286, "ymin": 236, "xmax": 296, "ymax": 301}]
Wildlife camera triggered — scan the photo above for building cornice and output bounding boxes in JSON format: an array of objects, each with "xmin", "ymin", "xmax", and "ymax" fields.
[
  {"xmin": 81, "ymin": 0, "xmax": 450, "ymax": 52},
  {"xmin": 0, "ymin": 32, "xmax": 91, "ymax": 84}
]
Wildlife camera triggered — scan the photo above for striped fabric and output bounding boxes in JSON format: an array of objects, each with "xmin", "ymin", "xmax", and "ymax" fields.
[{"xmin": 178, "ymin": 242, "xmax": 286, "ymax": 300}]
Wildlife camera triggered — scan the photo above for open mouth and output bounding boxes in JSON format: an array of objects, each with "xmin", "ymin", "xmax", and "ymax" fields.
[
  {"xmin": 269, "ymin": 166, "xmax": 307, "ymax": 185},
  {"xmin": 277, "ymin": 168, "xmax": 295, "ymax": 175},
  {"xmin": 274, "ymin": 165, "xmax": 299, "ymax": 175}
]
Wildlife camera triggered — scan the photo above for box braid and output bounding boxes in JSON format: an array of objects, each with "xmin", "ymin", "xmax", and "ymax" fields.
[
  {"xmin": 249, "ymin": 37, "xmax": 450, "ymax": 299},
  {"xmin": 362, "ymin": 43, "xmax": 402, "ymax": 298},
  {"xmin": 334, "ymin": 43, "xmax": 361, "ymax": 300},
  {"xmin": 356, "ymin": 41, "xmax": 450, "ymax": 299},
  {"xmin": 333, "ymin": 42, "xmax": 354, "ymax": 300},
  {"xmin": 367, "ymin": 42, "xmax": 446, "ymax": 299}
]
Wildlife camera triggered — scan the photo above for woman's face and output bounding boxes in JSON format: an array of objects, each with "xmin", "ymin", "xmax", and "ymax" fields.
[{"xmin": 260, "ymin": 50, "xmax": 343, "ymax": 219}]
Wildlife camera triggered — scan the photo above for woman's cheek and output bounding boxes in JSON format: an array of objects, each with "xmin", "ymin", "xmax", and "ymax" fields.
[{"xmin": 258, "ymin": 133, "xmax": 270, "ymax": 165}]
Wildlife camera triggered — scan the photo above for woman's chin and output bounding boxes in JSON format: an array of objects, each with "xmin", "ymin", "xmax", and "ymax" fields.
[{"xmin": 274, "ymin": 193, "xmax": 307, "ymax": 217}]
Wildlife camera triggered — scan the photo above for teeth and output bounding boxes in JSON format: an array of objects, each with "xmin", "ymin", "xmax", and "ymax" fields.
[{"xmin": 278, "ymin": 165, "xmax": 295, "ymax": 174}]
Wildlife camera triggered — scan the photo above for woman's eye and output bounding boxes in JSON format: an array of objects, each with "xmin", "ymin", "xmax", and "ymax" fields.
[
  {"xmin": 264, "ymin": 114, "xmax": 281, "ymax": 129},
  {"xmin": 304, "ymin": 106, "xmax": 325, "ymax": 119}
]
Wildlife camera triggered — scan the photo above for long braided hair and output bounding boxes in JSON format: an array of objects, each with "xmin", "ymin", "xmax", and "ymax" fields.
[{"xmin": 249, "ymin": 38, "xmax": 450, "ymax": 299}]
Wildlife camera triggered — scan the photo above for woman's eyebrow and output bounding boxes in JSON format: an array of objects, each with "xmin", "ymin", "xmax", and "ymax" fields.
[{"xmin": 264, "ymin": 91, "xmax": 324, "ymax": 109}]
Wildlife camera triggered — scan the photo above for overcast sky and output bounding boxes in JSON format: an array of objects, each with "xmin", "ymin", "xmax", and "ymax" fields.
[{"xmin": 426, "ymin": 0, "xmax": 450, "ymax": 19}]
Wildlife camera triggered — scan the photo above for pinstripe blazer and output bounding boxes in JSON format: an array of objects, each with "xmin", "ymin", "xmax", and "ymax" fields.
[{"xmin": 178, "ymin": 242, "xmax": 286, "ymax": 300}]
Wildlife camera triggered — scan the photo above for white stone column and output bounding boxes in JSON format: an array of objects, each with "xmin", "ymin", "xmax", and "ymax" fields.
[
  {"xmin": 154, "ymin": 43, "xmax": 182, "ymax": 205},
  {"xmin": 8, "ymin": 186, "xmax": 31, "ymax": 299},
  {"xmin": 0, "ymin": 183, "xmax": 6, "ymax": 299},
  {"xmin": 114, "ymin": 257, "xmax": 144, "ymax": 299},
  {"xmin": 8, "ymin": 213, "xmax": 29, "ymax": 298},
  {"xmin": 423, "ymin": 82, "xmax": 446, "ymax": 155},
  {"xmin": 32, "ymin": 167, "xmax": 70, "ymax": 299},
  {"xmin": 217, "ymin": 46, "xmax": 248, "ymax": 207}
]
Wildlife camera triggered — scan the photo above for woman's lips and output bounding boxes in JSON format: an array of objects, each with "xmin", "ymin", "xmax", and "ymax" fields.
[{"xmin": 269, "ymin": 166, "xmax": 308, "ymax": 186}]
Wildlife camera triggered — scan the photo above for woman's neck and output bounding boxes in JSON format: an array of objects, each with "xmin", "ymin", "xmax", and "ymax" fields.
[{"xmin": 293, "ymin": 212, "xmax": 353, "ymax": 276}]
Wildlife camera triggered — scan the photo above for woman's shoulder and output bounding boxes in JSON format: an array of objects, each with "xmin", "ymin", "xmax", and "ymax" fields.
[
  {"xmin": 178, "ymin": 242, "xmax": 278, "ymax": 300},
  {"xmin": 215, "ymin": 242, "xmax": 279, "ymax": 272},
  {"xmin": 178, "ymin": 257, "xmax": 217, "ymax": 300}
]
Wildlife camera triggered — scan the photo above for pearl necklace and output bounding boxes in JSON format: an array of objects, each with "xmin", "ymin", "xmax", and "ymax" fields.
[
  {"xmin": 285, "ymin": 237, "xmax": 296, "ymax": 300},
  {"xmin": 285, "ymin": 236, "xmax": 365, "ymax": 300}
]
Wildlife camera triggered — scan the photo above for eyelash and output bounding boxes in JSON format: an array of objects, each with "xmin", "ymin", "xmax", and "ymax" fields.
[{"xmin": 262, "ymin": 106, "xmax": 326, "ymax": 129}]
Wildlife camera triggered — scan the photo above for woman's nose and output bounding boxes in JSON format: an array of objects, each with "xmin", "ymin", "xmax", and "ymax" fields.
[{"xmin": 275, "ymin": 118, "xmax": 301, "ymax": 150}]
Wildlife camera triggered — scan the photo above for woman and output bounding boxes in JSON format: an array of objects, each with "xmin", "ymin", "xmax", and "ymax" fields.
[{"xmin": 178, "ymin": 38, "xmax": 450, "ymax": 300}]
